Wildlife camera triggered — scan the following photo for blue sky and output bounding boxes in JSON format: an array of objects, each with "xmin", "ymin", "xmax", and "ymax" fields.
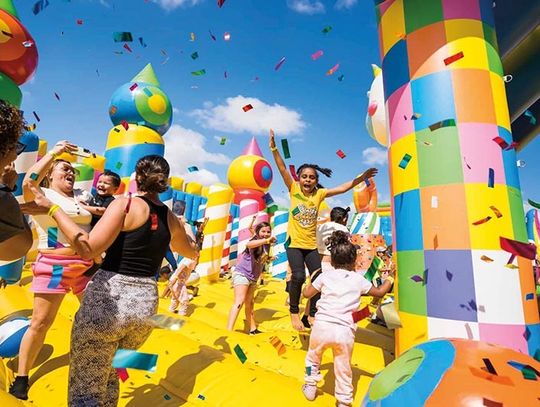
[{"xmin": 13, "ymin": 0, "xmax": 540, "ymax": 210}]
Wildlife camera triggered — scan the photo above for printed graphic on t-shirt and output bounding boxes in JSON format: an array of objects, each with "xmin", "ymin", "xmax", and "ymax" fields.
[{"xmin": 293, "ymin": 204, "xmax": 318, "ymax": 228}]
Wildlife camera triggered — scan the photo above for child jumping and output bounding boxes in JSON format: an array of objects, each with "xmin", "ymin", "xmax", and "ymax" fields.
[
  {"xmin": 269, "ymin": 129, "xmax": 378, "ymax": 330},
  {"xmin": 301, "ymin": 231, "xmax": 394, "ymax": 406},
  {"xmin": 227, "ymin": 222, "xmax": 276, "ymax": 335}
]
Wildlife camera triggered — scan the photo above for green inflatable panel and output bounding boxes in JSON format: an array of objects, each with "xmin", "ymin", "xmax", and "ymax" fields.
[{"xmin": 0, "ymin": 73, "xmax": 22, "ymax": 107}]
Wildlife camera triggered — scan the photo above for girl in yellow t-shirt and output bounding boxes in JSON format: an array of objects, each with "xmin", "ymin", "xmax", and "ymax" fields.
[{"xmin": 269, "ymin": 129, "xmax": 378, "ymax": 331}]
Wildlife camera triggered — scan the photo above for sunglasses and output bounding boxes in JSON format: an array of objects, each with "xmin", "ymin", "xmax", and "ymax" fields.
[{"xmin": 16, "ymin": 141, "xmax": 26, "ymax": 156}]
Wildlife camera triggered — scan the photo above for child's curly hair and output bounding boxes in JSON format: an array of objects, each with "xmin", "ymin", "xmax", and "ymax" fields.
[
  {"xmin": 326, "ymin": 230, "xmax": 357, "ymax": 268},
  {"xmin": 0, "ymin": 100, "xmax": 25, "ymax": 158}
]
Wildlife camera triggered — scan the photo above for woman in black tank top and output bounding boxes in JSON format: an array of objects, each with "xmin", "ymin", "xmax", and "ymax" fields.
[{"xmin": 25, "ymin": 155, "xmax": 199, "ymax": 406}]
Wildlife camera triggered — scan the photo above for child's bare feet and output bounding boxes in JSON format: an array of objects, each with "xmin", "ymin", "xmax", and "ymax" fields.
[{"xmin": 291, "ymin": 313, "xmax": 304, "ymax": 331}]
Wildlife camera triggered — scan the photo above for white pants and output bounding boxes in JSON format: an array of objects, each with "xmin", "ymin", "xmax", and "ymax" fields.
[{"xmin": 305, "ymin": 320, "xmax": 355, "ymax": 406}]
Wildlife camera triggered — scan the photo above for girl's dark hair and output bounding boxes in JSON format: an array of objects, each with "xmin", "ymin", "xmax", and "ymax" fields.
[
  {"xmin": 135, "ymin": 155, "xmax": 170, "ymax": 194},
  {"xmin": 296, "ymin": 163, "xmax": 332, "ymax": 189},
  {"xmin": 327, "ymin": 230, "xmax": 357, "ymax": 268},
  {"xmin": 0, "ymin": 100, "xmax": 25, "ymax": 158},
  {"xmin": 246, "ymin": 221, "xmax": 271, "ymax": 262},
  {"xmin": 330, "ymin": 206, "xmax": 350, "ymax": 224}
]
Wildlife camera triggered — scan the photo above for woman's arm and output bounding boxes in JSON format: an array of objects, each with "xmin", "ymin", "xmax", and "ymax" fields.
[
  {"xmin": 269, "ymin": 129, "xmax": 293, "ymax": 191},
  {"xmin": 22, "ymin": 140, "xmax": 77, "ymax": 201},
  {"xmin": 79, "ymin": 203, "xmax": 107, "ymax": 217},
  {"xmin": 246, "ymin": 236, "xmax": 276, "ymax": 249},
  {"xmin": 325, "ymin": 168, "xmax": 378, "ymax": 198},
  {"xmin": 167, "ymin": 210, "xmax": 198, "ymax": 259}
]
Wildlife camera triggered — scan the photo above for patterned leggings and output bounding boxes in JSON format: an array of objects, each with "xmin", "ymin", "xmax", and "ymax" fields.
[{"xmin": 68, "ymin": 270, "xmax": 158, "ymax": 406}]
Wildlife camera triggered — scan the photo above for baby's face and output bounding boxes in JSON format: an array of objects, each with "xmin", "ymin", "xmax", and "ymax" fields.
[{"xmin": 96, "ymin": 175, "xmax": 118, "ymax": 196}]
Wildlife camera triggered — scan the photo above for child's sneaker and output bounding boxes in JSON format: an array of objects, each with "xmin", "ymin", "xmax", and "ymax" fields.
[{"xmin": 302, "ymin": 384, "xmax": 317, "ymax": 401}]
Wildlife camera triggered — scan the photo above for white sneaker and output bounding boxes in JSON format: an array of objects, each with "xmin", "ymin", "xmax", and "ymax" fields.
[{"xmin": 302, "ymin": 384, "xmax": 317, "ymax": 401}]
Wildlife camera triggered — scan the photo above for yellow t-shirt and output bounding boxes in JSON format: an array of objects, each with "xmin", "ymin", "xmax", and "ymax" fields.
[{"xmin": 287, "ymin": 182, "xmax": 327, "ymax": 249}]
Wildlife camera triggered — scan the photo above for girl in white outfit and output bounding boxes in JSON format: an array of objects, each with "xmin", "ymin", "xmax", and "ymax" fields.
[{"xmin": 301, "ymin": 231, "xmax": 394, "ymax": 406}]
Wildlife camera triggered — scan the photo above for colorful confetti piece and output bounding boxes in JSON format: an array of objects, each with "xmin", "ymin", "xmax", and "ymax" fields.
[
  {"xmin": 444, "ymin": 51, "xmax": 464, "ymax": 66},
  {"xmin": 188, "ymin": 166, "xmax": 199, "ymax": 172},
  {"xmin": 112, "ymin": 349, "xmax": 158, "ymax": 372},
  {"xmin": 233, "ymin": 344, "xmax": 247, "ymax": 364},
  {"xmin": 311, "ymin": 50, "xmax": 323, "ymax": 60},
  {"xmin": 274, "ymin": 57, "xmax": 286, "ymax": 71},
  {"xmin": 326, "ymin": 63, "xmax": 340, "ymax": 76},
  {"xmin": 269, "ymin": 336, "xmax": 286, "ymax": 356},
  {"xmin": 429, "ymin": 119, "xmax": 456, "ymax": 131},
  {"xmin": 242, "ymin": 104, "xmax": 253, "ymax": 112},
  {"xmin": 113, "ymin": 32, "xmax": 133, "ymax": 42},
  {"xmin": 336, "ymin": 149, "xmax": 346, "ymax": 159},
  {"xmin": 281, "ymin": 139, "xmax": 291, "ymax": 159},
  {"xmin": 191, "ymin": 69, "xmax": 206, "ymax": 76},
  {"xmin": 480, "ymin": 255, "xmax": 494, "ymax": 262},
  {"xmin": 472, "ymin": 216, "xmax": 492, "ymax": 226},
  {"xmin": 500, "ymin": 236, "xmax": 537, "ymax": 260},
  {"xmin": 289, "ymin": 165, "xmax": 298, "ymax": 181},
  {"xmin": 398, "ymin": 153, "xmax": 412, "ymax": 169},
  {"xmin": 488, "ymin": 168, "xmax": 494, "ymax": 188}
]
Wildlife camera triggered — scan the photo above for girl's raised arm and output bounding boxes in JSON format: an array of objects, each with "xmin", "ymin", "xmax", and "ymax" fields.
[
  {"xmin": 269, "ymin": 129, "xmax": 293, "ymax": 191},
  {"xmin": 326, "ymin": 168, "xmax": 378, "ymax": 198}
]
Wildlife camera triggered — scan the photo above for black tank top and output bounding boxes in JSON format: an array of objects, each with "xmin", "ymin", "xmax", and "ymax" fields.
[{"xmin": 101, "ymin": 196, "xmax": 171, "ymax": 278}]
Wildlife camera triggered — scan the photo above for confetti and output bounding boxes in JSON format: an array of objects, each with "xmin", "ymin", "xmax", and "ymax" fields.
[
  {"xmin": 306, "ymin": 366, "xmax": 311, "ymax": 375},
  {"xmin": 502, "ymin": 74, "xmax": 513, "ymax": 83},
  {"xmin": 33, "ymin": 111, "xmax": 41, "ymax": 122},
  {"xmin": 22, "ymin": 40, "xmax": 34, "ymax": 48},
  {"xmin": 528, "ymin": 199, "xmax": 540, "ymax": 209},
  {"xmin": 322, "ymin": 26, "xmax": 332, "ymax": 34},
  {"xmin": 431, "ymin": 196, "xmax": 438, "ymax": 208},
  {"xmin": 524, "ymin": 109, "xmax": 537, "ymax": 125},
  {"xmin": 483, "ymin": 358, "xmax": 497, "ymax": 375},
  {"xmin": 191, "ymin": 51, "xmax": 199, "ymax": 60},
  {"xmin": 289, "ymin": 165, "xmax": 298, "ymax": 181},
  {"xmin": 274, "ymin": 56, "xmax": 286, "ymax": 71},
  {"xmin": 123, "ymin": 43, "xmax": 133, "ymax": 53},
  {"xmin": 112, "ymin": 349, "xmax": 158, "ymax": 372},
  {"xmin": 110, "ymin": 106, "xmax": 118, "ymax": 115},
  {"xmin": 190, "ymin": 32, "xmax": 196, "ymax": 41},
  {"xmin": 488, "ymin": 168, "xmax": 494, "ymax": 188},
  {"xmin": 489, "ymin": 206, "xmax": 502, "ymax": 218},
  {"xmin": 445, "ymin": 270, "xmax": 453, "ymax": 281},
  {"xmin": 224, "ymin": 71, "xmax": 228, "ymax": 78},
  {"xmin": 429, "ymin": 119, "xmax": 456, "ymax": 131},
  {"xmin": 129, "ymin": 83, "xmax": 138, "ymax": 91},
  {"xmin": 32, "ymin": 0, "xmax": 50, "ymax": 15},
  {"xmin": 163, "ymin": 394, "xmax": 171, "ymax": 400},
  {"xmin": 411, "ymin": 113, "xmax": 421, "ymax": 120},
  {"xmin": 209, "ymin": 30, "xmax": 217, "ymax": 41},
  {"xmin": 336, "ymin": 149, "xmax": 346, "ymax": 159},
  {"xmin": 191, "ymin": 69, "xmax": 206, "ymax": 76},
  {"xmin": 197, "ymin": 394, "xmax": 205, "ymax": 400},
  {"xmin": 219, "ymin": 137, "xmax": 227, "ymax": 145},
  {"xmin": 500, "ymin": 236, "xmax": 537, "ymax": 260},
  {"xmin": 326, "ymin": 63, "xmax": 340, "ymax": 76},
  {"xmin": 116, "ymin": 368, "xmax": 129, "ymax": 382},
  {"xmin": 492, "ymin": 136, "xmax": 509, "ymax": 149},
  {"xmin": 113, "ymin": 32, "xmax": 133, "ymax": 42},
  {"xmin": 29, "ymin": 173, "xmax": 39, "ymax": 181},
  {"xmin": 398, "ymin": 153, "xmax": 412, "ymax": 169},
  {"xmin": 410, "ymin": 275, "xmax": 423, "ymax": 283},
  {"xmin": 338, "ymin": 74, "xmax": 345, "ymax": 82},
  {"xmin": 465, "ymin": 323, "xmax": 473, "ymax": 340},
  {"xmin": 483, "ymin": 398, "xmax": 503, "ymax": 407},
  {"xmin": 269, "ymin": 336, "xmax": 286, "ymax": 356},
  {"xmin": 444, "ymin": 51, "xmax": 464, "ymax": 65},
  {"xmin": 76, "ymin": 19, "xmax": 83, "ymax": 25},
  {"xmin": 242, "ymin": 104, "xmax": 253, "ymax": 112},
  {"xmin": 138, "ymin": 37, "xmax": 147, "ymax": 48},
  {"xmin": 217, "ymin": 0, "xmax": 226, "ymax": 7},
  {"xmin": 224, "ymin": 32, "xmax": 231, "ymax": 41},
  {"xmin": 47, "ymin": 265, "xmax": 63, "ymax": 289},
  {"xmin": 263, "ymin": 193, "xmax": 274, "ymax": 205},
  {"xmin": 480, "ymin": 255, "xmax": 494, "ymax": 262},
  {"xmin": 54, "ymin": 92, "xmax": 60, "ymax": 101},
  {"xmin": 352, "ymin": 306, "xmax": 370, "ymax": 322},
  {"xmin": 233, "ymin": 344, "xmax": 247, "ymax": 364},
  {"xmin": 120, "ymin": 120, "xmax": 129, "ymax": 130},
  {"xmin": 311, "ymin": 50, "xmax": 323, "ymax": 60},
  {"xmin": 472, "ymin": 216, "xmax": 492, "ymax": 226},
  {"xmin": 188, "ymin": 166, "xmax": 199, "ymax": 172},
  {"xmin": 516, "ymin": 160, "xmax": 526, "ymax": 168},
  {"xmin": 525, "ymin": 293, "xmax": 534, "ymax": 301},
  {"xmin": 281, "ymin": 139, "xmax": 291, "ymax": 159}
]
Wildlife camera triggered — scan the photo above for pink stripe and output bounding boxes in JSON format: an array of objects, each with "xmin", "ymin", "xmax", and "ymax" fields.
[
  {"xmin": 479, "ymin": 323, "xmax": 528, "ymax": 354},
  {"xmin": 387, "ymin": 84, "xmax": 414, "ymax": 144}
]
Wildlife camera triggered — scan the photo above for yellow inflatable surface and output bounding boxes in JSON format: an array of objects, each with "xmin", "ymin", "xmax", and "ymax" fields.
[{"xmin": 1, "ymin": 268, "xmax": 394, "ymax": 406}]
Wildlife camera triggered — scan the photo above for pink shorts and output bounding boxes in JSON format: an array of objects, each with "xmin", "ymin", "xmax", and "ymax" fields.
[{"xmin": 32, "ymin": 253, "xmax": 93, "ymax": 295}]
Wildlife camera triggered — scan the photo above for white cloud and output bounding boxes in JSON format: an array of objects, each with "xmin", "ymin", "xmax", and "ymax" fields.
[
  {"xmin": 163, "ymin": 124, "xmax": 231, "ymax": 186},
  {"xmin": 153, "ymin": 0, "xmax": 202, "ymax": 11},
  {"xmin": 362, "ymin": 147, "xmax": 388, "ymax": 166},
  {"xmin": 287, "ymin": 0, "xmax": 325, "ymax": 15},
  {"xmin": 335, "ymin": 0, "xmax": 357, "ymax": 10},
  {"xmin": 190, "ymin": 95, "xmax": 307, "ymax": 136}
]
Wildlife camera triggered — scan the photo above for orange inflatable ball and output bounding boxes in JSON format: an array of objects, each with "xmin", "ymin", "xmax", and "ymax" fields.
[
  {"xmin": 0, "ymin": 9, "xmax": 38, "ymax": 85},
  {"xmin": 362, "ymin": 339, "xmax": 540, "ymax": 406}
]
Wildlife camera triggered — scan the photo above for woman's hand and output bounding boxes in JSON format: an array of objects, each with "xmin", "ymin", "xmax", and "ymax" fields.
[
  {"xmin": 51, "ymin": 140, "xmax": 77, "ymax": 157},
  {"xmin": 269, "ymin": 129, "xmax": 277, "ymax": 150},
  {"xmin": 268, "ymin": 236, "xmax": 277, "ymax": 245}
]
